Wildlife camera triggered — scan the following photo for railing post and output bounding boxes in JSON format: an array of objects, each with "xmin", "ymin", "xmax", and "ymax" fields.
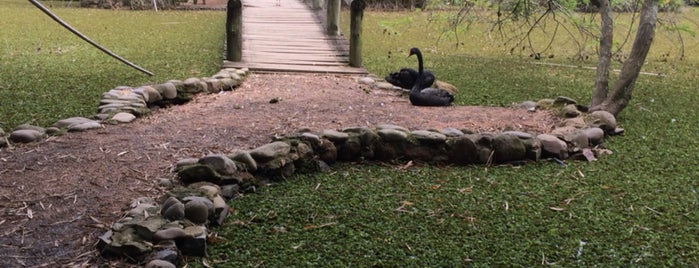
[
  {"xmin": 312, "ymin": 0, "xmax": 322, "ymax": 9},
  {"xmin": 226, "ymin": 0, "xmax": 242, "ymax": 62},
  {"xmin": 349, "ymin": 0, "xmax": 365, "ymax": 67},
  {"xmin": 326, "ymin": 0, "xmax": 340, "ymax": 36}
]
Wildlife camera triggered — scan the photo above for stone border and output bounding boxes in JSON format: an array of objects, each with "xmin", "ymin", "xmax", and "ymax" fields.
[
  {"xmin": 96, "ymin": 92, "xmax": 624, "ymax": 267},
  {"xmin": 0, "ymin": 68, "xmax": 249, "ymax": 147}
]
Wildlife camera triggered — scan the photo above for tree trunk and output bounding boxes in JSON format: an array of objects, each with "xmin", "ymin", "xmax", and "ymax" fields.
[
  {"xmin": 590, "ymin": 0, "xmax": 658, "ymax": 116},
  {"xmin": 591, "ymin": 0, "xmax": 613, "ymax": 107}
]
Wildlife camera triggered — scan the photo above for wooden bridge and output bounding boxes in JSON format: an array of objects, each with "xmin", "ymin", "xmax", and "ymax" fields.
[{"xmin": 222, "ymin": 0, "xmax": 367, "ymax": 74}]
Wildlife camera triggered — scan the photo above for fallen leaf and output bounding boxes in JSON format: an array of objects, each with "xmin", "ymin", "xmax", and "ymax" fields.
[
  {"xmin": 582, "ymin": 148, "xmax": 597, "ymax": 161},
  {"xmin": 549, "ymin": 207, "xmax": 565, "ymax": 211},
  {"xmin": 27, "ymin": 208, "xmax": 33, "ymax": 219}
]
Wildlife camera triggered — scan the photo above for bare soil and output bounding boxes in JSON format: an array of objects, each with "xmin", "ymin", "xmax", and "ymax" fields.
[{"xmin": 0, "ymin": 73, "xmax": 557, "ymax": 267}]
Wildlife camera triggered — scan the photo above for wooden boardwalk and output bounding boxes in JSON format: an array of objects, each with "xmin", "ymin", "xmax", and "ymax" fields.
[{"xmin": 222, "ymin": 0, "xmax": 367, "ymax": 74}]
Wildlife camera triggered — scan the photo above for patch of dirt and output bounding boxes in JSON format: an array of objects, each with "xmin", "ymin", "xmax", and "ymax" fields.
[{"xmin": 0, "ymin": 73, "xmax": 557, "ymax": 267}]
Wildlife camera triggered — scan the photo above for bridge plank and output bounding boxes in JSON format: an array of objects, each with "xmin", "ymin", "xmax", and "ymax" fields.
[{"xmin": 226, "ymin": 0, "xmax": 366, "ymax": 74}]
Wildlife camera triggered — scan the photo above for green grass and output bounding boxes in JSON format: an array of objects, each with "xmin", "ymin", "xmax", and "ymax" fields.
[
  {"xmin": 0, "ymin": 0, "xmax": 225, "ymax": 129},
  {"xmin": 1, "ymin": 2, "xmax": 697, "ymax": 266}
]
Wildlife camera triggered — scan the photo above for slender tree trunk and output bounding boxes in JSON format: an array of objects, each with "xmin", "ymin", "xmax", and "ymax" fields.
[
  {"xmin": 591, "ymin": 0, "xmax": 658, "ymax": 116},
  {"xmin": 591, "ymin": 0, "xmax": 613, "ymax": 107}
]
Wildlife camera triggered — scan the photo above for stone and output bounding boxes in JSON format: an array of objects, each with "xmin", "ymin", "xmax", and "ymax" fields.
[
  {"xmin": 97, "ymin": 229, "xmax": 152, "ymax": 260},
  {"xmin": 411, "ymin": 130, "xmax": 447, "ymax": 144},
  {"xmin": 211, "ymin": 195, "xmax": 229, "ymax": 226},
  {"xmin": 148, "ymin": 242, "xmax": 179, "ymax": 266},
  {"xmin": 517, "ymin": 100, "xmax": 537, "ymax": 110},
  {"xmin": 182, "ymin": 78, "xmax": 206, "ymax": 93},
  {"xmin": 375, "ymin": 124, "xmax": 409, "ymax": 133},
  {"xmin": 176, "ymin": 226, "xmax": 207, "ymax": 256},
  {"xmin": 153, "ymin": 227, "xmax": 187, "ymax": 241},
  {"xmin": 536, "ymin": 98, "xmax": 555, "ymax": 109},
  {"xmin": 67, "ymin": 121, "xmax": 102, "ymax": 132},
  {"xmin": 161, "ymin": 197, "xmax": 185, "ymax": 221},
  {"xmin": 111, "ymin": 112, "xmax": 136, "ymax": 123},
  {"xmin": 220, "ymin": 184, "xmax": 241, "ymax": 199},
  {"xmin": 441, "ymin": 127, "xmax": 464, "ymax": 137},
  {"xmin": 177, "ymin": 164, "xmax": 221, "ymax": 184},
  {"xmin": 128, "ymin": 203, "xmax": 157, "ymax": 217},
  {"xmin": 586, "ymin": 110, "xmax": 617, "ymax": 133},
  {"xmin": 198, "ymin": 154, "xmax": 237, "ymax": 175},
  {"xmin": 561, "ymin": 104, "xmax": 581, "ymax": 118},
  {"xmin": 501, "ymin": 131, "xmax": 533, "ymax": 139},
  {"xmin": 134, "ymin": 86, "xmax": 162, "ymax": 103},
  {"xmin": 249, "ymin": 141, "xmax": 291, "ymax": 162},
  {"xmin": 173, "ymin": 158, "xmax": 199, "ymax": 172},
  {"xmin": 374, "ymin": 81, "xmax": 395, "ymax": 90},
  {"xmin": 447, "ymin": 136, "xmax": 479, "ymax": 164},
  {"xmin": 492, "ymin": 133, "xmax": 526, "ymax": 163},
  {"xmin": 358, "ymin": 77, "xmax": 375, "ymax": 84},
  {"xmin": 183, "ymin": 196, "xmax": 214, "ymax": 225},
  {"xmin": 559, "ymin": 117, "xmax": 586, "ymax": 128},
  {"xmin": 153, "ymin": 82, "xmax": 178, "ymax": 100},
  {"xmin": 554, "ymin": 96, "xmax": 577, "ymax": 105},
  {"xmin": 53, "ymin": 117, "xmax": 98, "ymax": 129},
  {"xmin": 562, "ymin": 130, "xmax": 590, "ymax": 152},
  {"xmin": 337, "ymin": 137, "xmax": 362, "ymax": 161},
  {"xmin": 9, "ymin": 129, "xmax": 44, "ymax": 143},
  {"xmin": 317, "ymin": 139, "xmax": 337, "ymax": 164},
  {"xmin": 219, "ymin": 78, "xmax": 241, "ymax": 91},
  {"xmin": 230, "ymin": 150, "xmax": 257, "ymax": 172},
  {"xmin": 145, "ymin": 259, "xmax": 176, "ymax": 268},
  {"xmin": 377, "ymin": 128, "xmax": 408, "ymax": 143},
  {"xmin": 537, "ymin": 134, "xmax": 568, "ymax": 159},
  {"xmin": 582, "ymin": 127, "xmax": 605, "ymax": 145},
  {"xmin": 300, "ymin": 132, "xmax": 321, "ymax": 146},
  {"xmin": 14, "ymin": 124, "xmax": 46, "ymax": 133},
  {"xmin": 130, "ymin": 217, "xmax": 168, "ymax": 240},
  {"xmin": 321, "ymin": 129, "xmax": 349, "ymax": 143}
]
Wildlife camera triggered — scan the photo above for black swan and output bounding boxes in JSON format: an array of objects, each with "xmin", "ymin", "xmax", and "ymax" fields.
[
  {"xmin": 385, "ymin": 67, "xmax": 435, "ymax": 90},
  {"xmin": 408, "ymin": 47, "xmax": 455, "ymax": 107}
]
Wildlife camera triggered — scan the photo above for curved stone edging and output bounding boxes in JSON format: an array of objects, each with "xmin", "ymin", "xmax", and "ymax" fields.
[
  {"xmin": 0, "ymin": 68, "xmax": 249, "ymax": 146},
  {"xmin": 97, "ymin": 94, "xmax": 623, "ymax": 266}
]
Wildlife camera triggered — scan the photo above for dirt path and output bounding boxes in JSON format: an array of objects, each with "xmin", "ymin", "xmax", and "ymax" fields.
[{"xmin": 0, "ymin": 73, "xmax": 556, "ymax": 267}]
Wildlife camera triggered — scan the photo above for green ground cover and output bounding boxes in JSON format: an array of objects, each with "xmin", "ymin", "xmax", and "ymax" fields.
[{"xmin": 0, "ymin": 1, "xmax": 696, "ymax": 266}]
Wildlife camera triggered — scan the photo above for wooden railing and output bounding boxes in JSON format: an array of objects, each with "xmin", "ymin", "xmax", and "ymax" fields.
[{"xmin": 225, "ymin": 0, "xmax": 365, "ymax": 67}]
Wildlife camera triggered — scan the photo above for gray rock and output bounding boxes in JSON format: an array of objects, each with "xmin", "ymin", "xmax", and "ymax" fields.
[
  {"xmin": 321, "ymin": 129, "xmax": 349, "ymax": 142},
  {"xmin": 183, "ymin": 196, "xmax": 214, "ymax": 225},
  {"xmin": 554, "ymin": 96, "xmax": 577, "ymax": 105},
  {"xmin": 562, "ymin": 129, "xmax": 590, "ymax": 152},
  {"xmin": 153, "ymin": 227, "xmax": 187, "ymax": 241},
  {"xmin": 492, "ymin": 133, "xmax": 526, "ymax": 163},
  {"xmin": 52, "ymin": 117, "xmax": 96, "ymax": 129},
  {"xmin": 157, "ymin": 82, "xmax": 178, "ymax": 99},
  {"xmin": 559, "ymin": 117, "xmax": 586, "ymax": 128},
  {"xmin": 536, "ymin": 98, "xmax": 555, "ymax": 109},
  {"xmin": 203, "ymin": 78, "xmax": 223, "ymax": 93},
  {"xmin": 586, "ymin": 111, "xmax": 617, "ymax": 133},
  {"xmin": 517, "ymin": 100, "xmax": 537, "ymax": 110},
  {"xmin": 134, "ymin": 86, "xmax": 162, "ymax": 103},
  {"xmin": 358, "ymin": 77, "xmax": 375, "ymax": 85},
  {"xmin": 501, "ymin": 131, "xmax": 533, "ymax": 139},
  {"xmin": 230, "ymin": 150, "xmax": 257, "ymax": 172},
  {"xmin": 219, "ymin": 78, "xmax": 241, "ymax": 91},
  {"xmin": 561, "ymin": 104, "xmax": 581, "ymax": 118},
  {"xmin": 161, "ymin": 197, "xmax": 185, "ymax": 221},
  {"xmin": 441, "ymin": 127, "xmax": 464, "ymax": 137},
  {"xmin": 300, "ymin": 132, "xmax": 321, "ymax": 146},
  {"xmin": 145, "ymin": 259, "xmax": 176, "ymax": 268},
  {"xmin": 537, "ymin": 134, "xmax": 568, "ymax": 159},
  {"xmin": 249, "ymin": 141, "xmax": 291, "ymax": 162},
  {"xmin": 130, "ymin": 217, "xmax": 168, "ymax": 240},
  {"xmin": 175, "ymin": 226, "xmax": 207, "ymax": 256},
  {"xmin": 583, "ymin": 127, "xmax": 605, "ymax": 145},
  {"xmin": 9, "ymin": 129, "xmax": 44, "ymax": 143},
  {"xmin": 128, "ymin": 203, "xmax": 157, "ymax": 217},
  {"xmin": 211, "ymin": 195, "xmax": 229, "ymax": 226},
  {"xmin": 111, "ymin": 112, "xmax": 136, "ymax": 123},
  {"xmin": 67, "ymin": 121, "xmax": 102, "ymax": 132},
  {"xmin": 411, "ymin": 130, "xmax": 447, "ymax": 144},
  {"xmin": 374, "ymin": 81, "xmax": 395, "ymax": 90},
  {"xmin": 176, "ymin": 164, "xmax": 221, "ymax": 184},
  {"xmin": 220, "ymin": 184, "xmax": 240, "ymax": 199},
  {"xmin": 14, "ymin": 124, "xmax": 46, "ymax": 133},
  {"xmin": 377, "ymin": 128, "xmax": 408, "ymax": 143},
  {"xmin": 447, "ymin": 136, "xmax": 479, "ymax": 164},
  {"xmin": 173, "ymin": 158, "xmax": 199, "ymax": 172},
  {"xmin": 376, "ymin": 124, "xmax": 409, "ymax": 133},
  {"xmin": 198, "ymin": 154, "xmax": 237, "ymax": 175},
  {"xmin": 148, "ymin": 242, "xmax": 178, "ymax": 266},
  {"xmin": 182, "ymin": 78, "xmax": 206, "ymax": 93}
]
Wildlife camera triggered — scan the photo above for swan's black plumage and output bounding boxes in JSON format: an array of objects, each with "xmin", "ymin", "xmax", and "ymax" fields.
[
  {"xmin": 385, "ymin": 68, "xmax": 435, "ymax": 90},
  {"xmin": 408, "ymin": 48, "xmax": 454, "ymax": 107}
]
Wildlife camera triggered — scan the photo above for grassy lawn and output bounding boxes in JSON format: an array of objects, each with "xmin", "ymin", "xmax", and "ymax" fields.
[
  {"xmin": 1, "ymin": 1, "xmax": 697, "ymax": 266},
  {"xmin": 0, "ymin": 0, "xmax": 225, "ymax": 129}
]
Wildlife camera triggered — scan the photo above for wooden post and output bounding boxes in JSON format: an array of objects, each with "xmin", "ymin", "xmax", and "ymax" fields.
[
  {"xmin": 226, "ymin": 0, "xmax": 243, "ymax": 62},
  {"xmin": 326, "ymin": 0, "xmax": 340, "ymax": 36},
  {"xmin": 349, "ymin": 0, "xmax": 365, "ymax": 67},
  {"xmin": 312, "ymin": 0, "xmax": 322, "ymax": 10}
]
